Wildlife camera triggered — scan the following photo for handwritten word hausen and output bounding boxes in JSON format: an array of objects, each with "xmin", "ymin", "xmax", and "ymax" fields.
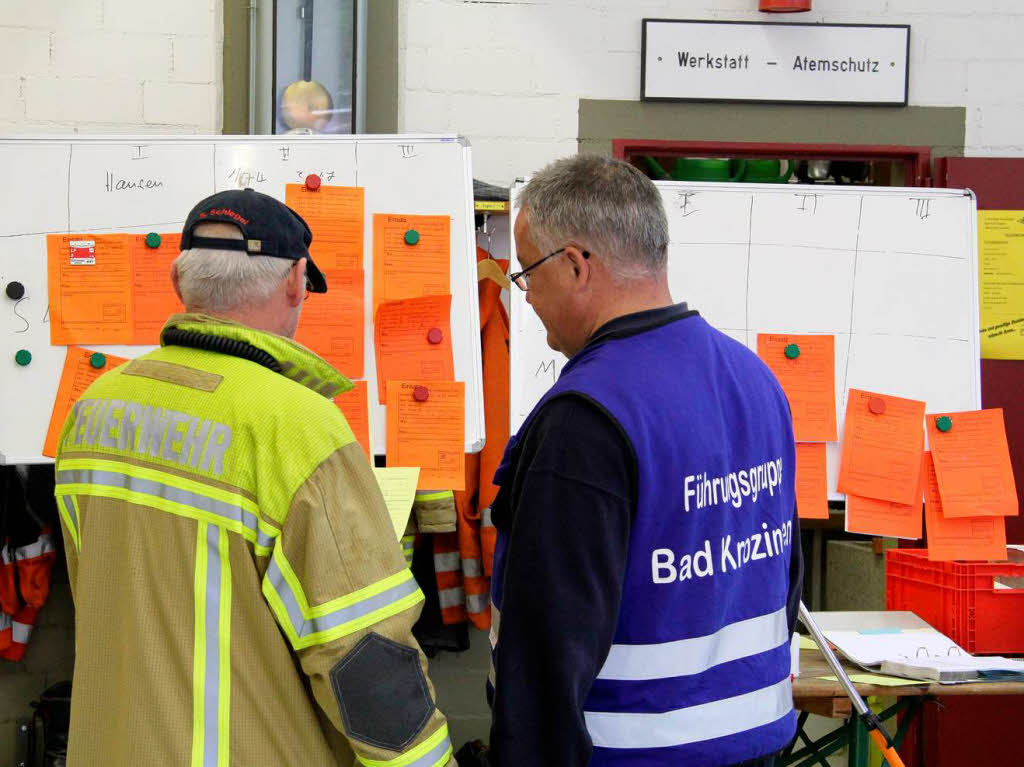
[{"xmin": 105, "ymin": 172, "xmax": 164, "ymax": 192}]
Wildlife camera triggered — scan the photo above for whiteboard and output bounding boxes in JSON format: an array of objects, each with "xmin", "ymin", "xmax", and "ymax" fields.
[
  {"xmin": 0, "ymin": 135, "xmax": 484, "ymax": 464},
  {"xmin": 510, "ymin": 181, "xmax": 981, "ymax": 500}
]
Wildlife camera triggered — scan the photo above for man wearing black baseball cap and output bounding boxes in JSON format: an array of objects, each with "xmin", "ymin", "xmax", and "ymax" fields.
[{"xmin": 53, "ymin": 188, "xmax": 457, "ymax": 767}]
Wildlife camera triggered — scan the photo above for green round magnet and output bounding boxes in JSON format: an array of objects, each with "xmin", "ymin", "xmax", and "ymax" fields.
[
  {"xmin": 89, "ymin": 352, "xmax": 107, "ymax": 369},
  {"xmin": 936, "ymin": 416, "xmax": 953, "ymax": 433},
  {"xmin": 145, "ymin": 232, "xmax": 162, "ymax": 248},
  {"xmin": 14, "ymin": 349, "xmax": 31, "ymax": 366},
  {"xmin": 784, "ymin": 343, "xmax": 801, "ymax": 360},
  {"xmin": 404, "ymin": 229, "xmax": 420, "ymax": 246}
]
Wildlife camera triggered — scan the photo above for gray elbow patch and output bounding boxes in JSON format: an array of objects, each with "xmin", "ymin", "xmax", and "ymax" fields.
[{"xmin": 330, "ymin": 633, "xmax": 435, "ymax": 751}]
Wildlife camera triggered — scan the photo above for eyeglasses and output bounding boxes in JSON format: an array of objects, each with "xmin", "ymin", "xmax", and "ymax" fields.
[{"xmin": 509, "ymin": 247, "xmax": 590, "ymax": 291}]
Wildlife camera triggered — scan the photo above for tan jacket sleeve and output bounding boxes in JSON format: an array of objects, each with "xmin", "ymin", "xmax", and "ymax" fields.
[{"xmin": 261, "ymin": 442, "xmax": 457, "ymax": 767}]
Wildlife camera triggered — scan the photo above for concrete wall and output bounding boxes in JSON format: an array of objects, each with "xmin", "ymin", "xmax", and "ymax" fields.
[
  {"xmin": 395, "ymin": 0, "xmax": 1024, "ymax": 184},
  {"xmin": 0, "ymin": 0, "xmax": 223, "ymax": 135}
]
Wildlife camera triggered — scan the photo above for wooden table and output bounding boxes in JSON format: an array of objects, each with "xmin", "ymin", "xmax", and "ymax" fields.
[{"xmin": 783, "ymin": 648, "xmax": 1024, "ymax": 767}]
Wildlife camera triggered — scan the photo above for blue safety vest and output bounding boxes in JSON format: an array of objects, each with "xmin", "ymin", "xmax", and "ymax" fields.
[{"xmin": 492, "ymin": 312, "xmax": 797, "ymax": 766}]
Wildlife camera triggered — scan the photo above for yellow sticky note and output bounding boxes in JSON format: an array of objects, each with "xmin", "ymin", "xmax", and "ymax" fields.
[
  {"xmin": 819, "ymin": 674, "xmax": 929, "ymax": 687},
  {"xmin": 373, "ymin": 467, "xmax": 421, "ymax": 540},
  {"xmin": 799, "ymin": 636, "xmax": 819, "ymax": 651},
  {"xmin": 978, "ymin": 211, "xmax": 1024, "ymax": 360}
]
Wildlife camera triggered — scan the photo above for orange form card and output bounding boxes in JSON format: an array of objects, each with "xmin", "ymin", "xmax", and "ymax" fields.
[
  {"xmin": 795, "ymin": 442, "xmax": 830, "ymax": 520},
  {"xmin": 334, "ymin": 380, "xmax": 372, "ymax": 461},
  {"xmin": 42, "ymin": 346, "xmax": 129, "ymax": 457},
  {"xmin": 924, "ymin": 452, "xmax": 1007, "ymax": 561},
  {"xmin": 927, "ymin": 409, "xmax": 1019, "ymax": 517},
  {"xmin": 47, "ymin": 234, "xmax": 133, "ymax": 345},
  {"xmin": 386, "ymin": 380, "xmax": 466, "ymax": 490},
  {"xmin": 845, "ymin": 459, "xmax": 924, "ymax": 539},
  {"xmin": 374, "ymin": 294, "xmax": 454, "ymax": 403},
  {"xmin": 296, "ymin": 269, "xmax": 365, "ymax": 379},
  {"xmin": 757, "ymin": 334, "xmax": 837, "ymax": 442},
  {"xmin": 372, "ymin": 213, "xmax": 451, "ymax": 314},
  {"xmin": 285, "ymin": 184, "xmax": 364, "ymax": 270},
  {"xmin": 130, "ymin": 233, "xmax": 184, "ymax": 345},
  {"xmin": 837, "ymin": 389, "xmax": 925, "ymax": 506}
]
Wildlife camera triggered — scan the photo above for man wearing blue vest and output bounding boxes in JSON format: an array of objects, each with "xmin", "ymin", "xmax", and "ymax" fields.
[{"xmin": 487, "ymin": 155, "xmax": 803, "ymax": 767}]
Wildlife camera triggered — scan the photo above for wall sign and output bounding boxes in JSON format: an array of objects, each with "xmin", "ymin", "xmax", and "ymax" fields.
[{"xmin": 642, "ymin": 19, "xmax": 910, "ymax": 106}]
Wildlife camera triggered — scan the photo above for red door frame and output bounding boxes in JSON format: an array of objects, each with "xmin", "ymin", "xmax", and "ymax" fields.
[{"xmin": 612, "ymin": 139, "xmax": 933, "ymax": 186}]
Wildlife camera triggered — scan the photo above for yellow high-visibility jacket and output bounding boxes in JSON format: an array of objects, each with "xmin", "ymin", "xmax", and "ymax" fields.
[{"xmin": 53, "ymin": 313, "xmax": 456, "ymax": 767}]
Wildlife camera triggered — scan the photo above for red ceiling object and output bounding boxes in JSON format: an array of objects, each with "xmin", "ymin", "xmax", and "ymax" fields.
[{"xmin": 760, "ymin": 0, "xmax": 812, "ymax": 11}]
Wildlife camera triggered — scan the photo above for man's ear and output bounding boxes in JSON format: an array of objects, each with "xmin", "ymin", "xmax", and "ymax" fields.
[
  {"xmin": 286, "ymin": 258, "xmax": 308, "ymax": 307},
  {"xmin": 170, "ymin": 262, "xmax": 184, "ymax": 304},
  {"xmin": 565, "ymin": 245, "xmax": 591, "ymax": 282}
]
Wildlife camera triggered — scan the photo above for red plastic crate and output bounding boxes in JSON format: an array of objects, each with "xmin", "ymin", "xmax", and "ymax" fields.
[{"xmin": 885, "ymin": 548, "xmax": 1024, "ymax": 654}]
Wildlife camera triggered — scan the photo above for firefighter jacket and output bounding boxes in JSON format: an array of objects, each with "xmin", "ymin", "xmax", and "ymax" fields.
[
  {"xmin": 431, "ymin": 249, "xmax": 508, "ymax": 631},
  {"xmin": 53, "ymin": 313, "xmax": 456, "ymax": 767}
]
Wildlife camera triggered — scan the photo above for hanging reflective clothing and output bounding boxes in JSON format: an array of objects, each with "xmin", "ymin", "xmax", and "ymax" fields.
[
  {"xmin": 492, "ymin": 310, "xmax": 798, "ymax": 767},
  {"xmin": 446, "ymin": 248, "xmax": 509, "ymax": 629},
  {"xmin": 54, "ymin": 313, "xmax": 455, "ymax": 767}
]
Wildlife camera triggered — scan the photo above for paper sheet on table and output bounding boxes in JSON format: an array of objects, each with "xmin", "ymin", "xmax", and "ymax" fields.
[
  {"xmin": 334, "ymin": 380, "xmax": 372, "ymax": 461},
  {"xmin": 923, "ymin": 452, "xmax": 1007, "ymax": 561},
  {"xmin": 386, "ymin": 380, "xmax": 465, "ymax": 490},
  {"xmin": 845, "ymin": 469, "xmax": 923, "ymax": 539},
  {"xmin": 374, "ymin": 295, "xmax": 454, "ymax": 403},
  {"xmin": 285, "ymin": 183, "xmax": 364, "ymax": 270},
  {"xmin": 130, "ymin": 233, "xmax": 183, "ymax": 345},
  {"xmin": 42, "ymin": 346, "xmax": 129, "ymax": 457},
  {"xmin": 47, "ymin": 234, "xmax": 133, "ymax": 345},
  {"xmin": 796, "ymin": 442, "xmax": 830, "ymax": 520},
  {"xmin": 799, "ymin": 635, "xmax": 819, "ymax": 651},
  {"xmin": 978, "ymin": 211, "xmax": 1024, "ymax": 360},
  {"xmin": 296, "ymin": 269, "xmax": 365, "ymax": 379},
  {"xmin": 372, "ymin": 467, "xmax": 421, "ymax": 540},
  {"xmin": 819, "ymin": 673, "xmax": 930, "ymax": 687},
  {"xmin": 837, "ymin": 389, "xmax": 925, "ymax": 506},
  {"xmin": 372, "ymin": 213, "xmax": 451, "ymax": 314},
  {"xmin": 757, "ymin": 334, "xmax": 837, "ymax": 442},
  {"xmin": 927, "ymin": 409, "xmax": 1018, "ymax": 517},
  {"xmin": 823, "ymin": 627, "xmax": 966, "ymax": 669}
]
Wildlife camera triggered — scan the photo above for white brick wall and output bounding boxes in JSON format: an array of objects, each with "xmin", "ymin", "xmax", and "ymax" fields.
[
  {"xmin": 397, "ymin": 0, "xmax": 1024, "ymax": 184},
  {"xmin": 0, "ymin": 0, "xmax": 221, "ymax": 135}
]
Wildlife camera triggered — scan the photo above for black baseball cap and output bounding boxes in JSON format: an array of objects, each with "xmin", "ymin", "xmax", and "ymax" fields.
[{"xmin": 181, "ymin": 188, "xmax": 328, "ymax": 293}]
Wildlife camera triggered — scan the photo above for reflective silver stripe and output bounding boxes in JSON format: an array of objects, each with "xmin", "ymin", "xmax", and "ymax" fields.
[
  {"xmin": 433, "ymin": 550, "xmax": 459, "ymax": 572},
  {"xmin": 61, "ymin": 496, "xmax": 79, "ymax": 537},
  {"xmin": 0, "ymin": 613, "xmax": 10, "ymax": 631},
  {"xmin": 256, "ymin": 528, "xmax": 275, "ymax": 550},
  {"xmin": 597, "ymin": 607, "xmax": 789, "ymax": 681},
  {"xmin": 15, "ymin": 534, "xmax": 56, "ymax": 561},
  {"xmin": 407, "ymin": 733, "xmax": 454, "ymax": 767},
  {"xmin": 57, "ymin": 468, "xmax": 263, "ymax": 543},
  {"xmin": 266, "ymin": 558, "xmax": 420, "ymax": 640},
  {"xmin": 203, "ymin": 524, "xmax": 223, "ymax": 767},
  {"xmin": 461, "ymin": 557, "xmax": 483, "ymax": 578},
  {"xmin": 438, "ymin": 587, "xmax": 464, "ymax": 609},
  {"xmin": 481, "ymin": 507, "xmax": 493, "ymax": 527},
  {"xmin": 10, "ymin": 620, "xmax": 32, "ymax": 644},
  {"xmin": 466, "ymin": 592, "xmax": 489, "ymax": 613},
  {"xmin": 1, "ymin": 543, "xmax": 13, "ymax": 565},
  {"xmin": 585, "ymin": 676, "xmax": 793, "ymax": 749}
]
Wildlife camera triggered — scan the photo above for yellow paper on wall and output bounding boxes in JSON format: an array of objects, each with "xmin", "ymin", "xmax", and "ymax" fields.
[
  {"xmin": 978, "ymin": 211, "xmax": 1024, "ymax": 360},
  {"xmin": 372, "ymin": 467, "xmax": 421, "ymax": 540}
]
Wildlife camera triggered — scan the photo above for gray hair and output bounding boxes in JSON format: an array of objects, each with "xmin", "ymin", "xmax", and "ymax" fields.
[
  {"xmin": 172, "ymin": 222, "xmax": 293, "ymax": 312},
  {"xmin": 518, "ymin": 154, "xmax": 668, "ymax": 279}
]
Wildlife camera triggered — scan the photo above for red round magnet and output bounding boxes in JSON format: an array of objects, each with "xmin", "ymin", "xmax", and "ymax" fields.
[
  {"xmin": 413, "ymin": 385, "xmax": 430, "ymax": 402},
  {"xmin": 426, "ymin": 327, "xmax": 444, "ymax": 344},
  {"xmin": 868, "ymin": 397, "xmax": 887, "ymax": 415},
  {"xmin": 304, "ymin": 174, "xmax": 322, "ymax": 191}
]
